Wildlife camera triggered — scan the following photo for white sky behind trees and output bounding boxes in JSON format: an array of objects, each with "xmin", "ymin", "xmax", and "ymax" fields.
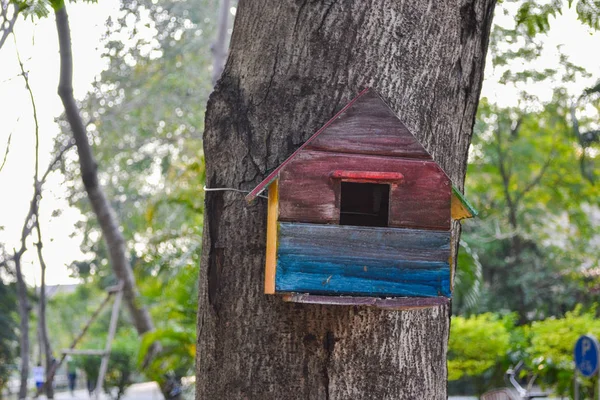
[{"xmin": 0, "ymin": 2, "xmax": 598, "ymax": 286}]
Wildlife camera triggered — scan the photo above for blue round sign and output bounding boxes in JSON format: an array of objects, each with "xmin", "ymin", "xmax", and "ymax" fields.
[{"xmin": 574, "ymin": 335, "xmax": 600, "ymax": 377}]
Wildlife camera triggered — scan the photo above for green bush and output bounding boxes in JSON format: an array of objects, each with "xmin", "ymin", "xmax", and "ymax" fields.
[
  {"xmin": 449, "ymin": 307, "xmax": 600, "ymax": 398},
  {"xmin": 449, "ymin": 313, "xmax": 513, "ymax": 381},
  {"xmin": 103, "ymin": 330, "xmax": 138, "ymax": 400},
  {"xmin": 75, "ymin": 330, "xmax": 139, "ymax": 400},
  {"xmin": 523, "ymin": 306, "xmax": 600, "ymax": 398}
]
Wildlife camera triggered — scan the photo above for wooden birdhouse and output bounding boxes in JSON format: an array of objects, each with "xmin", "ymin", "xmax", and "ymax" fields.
[{"xmin": 246, "ymin": 88, "xmax": 476, "ymax": 309}]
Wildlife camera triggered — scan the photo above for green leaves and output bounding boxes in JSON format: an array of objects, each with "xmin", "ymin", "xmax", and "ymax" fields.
[
  {"xmin": 448, "ymin": 313, "xmax": 514, "ymax": 381},
  {"xmin": 512, "ymin": 0, "xmax": 600, "ymax": 36},
  {"xmin": 449, "ymin": 308, "xmax": 600, "ymax": 397}
]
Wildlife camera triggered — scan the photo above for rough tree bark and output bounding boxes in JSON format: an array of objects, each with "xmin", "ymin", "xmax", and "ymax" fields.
[{"xmin": 197, "ymin": 1, "xmax": 495, "ymax": 399}]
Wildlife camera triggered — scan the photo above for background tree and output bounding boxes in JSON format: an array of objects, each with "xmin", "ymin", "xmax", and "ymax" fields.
[
  {"xmin": 53, "ymin": 0, "xmax": 217, "ymax": 383},
  {"xmin": 196, "ymin": 1, "xmax": 495, "ymax": 398},
  {"xmin": 453, "ymin": 2, "xmax": 600, "ymax": 320}
]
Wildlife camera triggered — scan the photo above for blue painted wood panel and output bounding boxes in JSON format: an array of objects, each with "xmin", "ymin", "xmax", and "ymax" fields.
[{"xmin": 275, "ymin": 222, "xmax": 451, "ymax": 298}]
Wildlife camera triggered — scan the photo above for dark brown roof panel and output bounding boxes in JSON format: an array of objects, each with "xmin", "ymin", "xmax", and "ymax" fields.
[{"xmin": 305, "ymin": 90, "xmax": 432, "ymax": 159}]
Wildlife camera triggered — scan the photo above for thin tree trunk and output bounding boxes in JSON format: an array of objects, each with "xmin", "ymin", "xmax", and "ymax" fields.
[
  {"xmin": 54, "ymin": 1, "xmax": 154, "ymax": 341},
  {"xmin": 37, "ymin": 295, "xmax": 43, "ymax": 365},
  {"xmin": 14, "ymin": 256, "xmax": 29, "ymax": 400},
  {"xmin": 53, "ymin": 4, "xmax": 176, "ymax": 398},
  {"xmin": 12, "ymin": 144, "xmax": 72, "ymax": 400},
  {"xmin": 35, "ymin": 223, "xmax": 54, "ymax": 399},
  {"xmin": 14, "ymin": 36, "xmax": 59, "ymax": 399},
  {"xmin": 197, "ymin": 1, "xmax": 495, "ymax": 399}
]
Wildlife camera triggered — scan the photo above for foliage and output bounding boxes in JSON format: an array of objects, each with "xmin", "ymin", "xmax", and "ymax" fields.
[
  {"xmin": 509, "ymin": 0, "xmax": 600, "ymax": 36},
  {"xmin": 455, "ymin": 2, "xmax": 600, "ymax": 320},
  {"xmin": 449, "ymin": 309, "xmax": 600, "ymax": 397},
  {"xmin": 138, "ymin": 265, "xmax": 198, "ymax": 380},
  {"xmin": 56, "ymin": 0, "xmax": 214, "ymax": 283},
  {"xmin": 448, "ymin": 313, "xmax": 513, "ymax": 382},
  {"xmin": 78, "ymin": 338, "xmax": 103, "ymax": 391},
  {"xmin": 453, "ymin": 241, "xmax": 484, "ymax": 314},
  {"xmin": 74, "ymin": 327, "xmax": 139, "ymax": 399},
  {"xmin": 523, "ymin": 306, "xmax": 600, "ymax": 397},
  {"xmin": 47, "ymin": 284, "xmax": 111, "ymax": 351},
  {"xmin": 103, "ymin": 329, "xmax": 139, "ymax": 400},
  {"xmin": 0, "ymin": 277, "xmax": 18, "ymax": 396},
  {"xmin": 49, "ymin": 0, "xmax": 217, "ymax": 383}
]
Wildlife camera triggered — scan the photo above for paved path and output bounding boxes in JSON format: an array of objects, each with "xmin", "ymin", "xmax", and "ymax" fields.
[
  {"xmin": 36, "ymin": 382, "xmax": 163, "ymax": 400},
  {"xmin": 32, "ymin": 383, "xmax": 480, "ymax": 400}
]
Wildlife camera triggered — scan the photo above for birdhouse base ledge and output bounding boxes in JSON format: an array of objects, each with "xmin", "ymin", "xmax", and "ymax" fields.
[{"xmin": 282, "ymin": 293, "xmax": 449, "ymax": 310}]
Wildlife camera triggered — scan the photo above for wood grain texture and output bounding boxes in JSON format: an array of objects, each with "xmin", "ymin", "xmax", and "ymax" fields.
[
  {"xmin": 330, "ymin": 170, "xmax": 404, "ymax": 183},
  {"xmin": 198, "ymin": 0, "xmax": 496, "ymax": 398},
  {"xmin": 277, "ymin": 222, "xmax": 451, "ymax": 263},
  {"xmin": 246, "ymin": 88, "xmax": 371, "ymax": 201},
  {"xmin": 283, "ymin": 294, "xmax": 449, "ymax": 310},
  {"xmin": 275, "ymin": 223, "xmax": 450, "ymax": 298},
  {"xmin": 305, "ymin": 90, "xmax": 433, "ymax": 159},
  {"xmin": 276, "ymin": 256, "xmax": 450, "ymax": 297},
  {"xmin": 264, "ymin": 180, "xmax": 279, "ymax": 294},
  {"xmin": 279, "ymin": 150, "xmax": 451, "ymax": 230}
]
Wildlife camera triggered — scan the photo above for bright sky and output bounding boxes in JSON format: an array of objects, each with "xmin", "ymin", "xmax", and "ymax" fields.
[
  {"xmin": 0, "ymin": 0, "xmax": 119, "ymax": 286},
  {"xmin": 0, "ymin": 2, "xmax": 598, "ymax": 286}
]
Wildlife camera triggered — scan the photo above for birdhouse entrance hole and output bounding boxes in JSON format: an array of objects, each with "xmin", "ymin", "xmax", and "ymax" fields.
[{"xmin": 339, "ymin": 182, "xmax": 390, "ymax": 227}]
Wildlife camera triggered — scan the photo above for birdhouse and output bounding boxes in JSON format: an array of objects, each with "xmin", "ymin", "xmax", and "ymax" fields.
[{"xmin": 246, "ymin": 88, "xmax": 476, "ymax": 310}]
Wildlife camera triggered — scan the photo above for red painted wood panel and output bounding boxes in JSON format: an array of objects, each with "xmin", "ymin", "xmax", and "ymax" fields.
[
  {"xmin": 278, "ymin": 150, "xmax": 451, "ymax": 230},
  {"xmin": 305, "ymin": 90, "xmax": 432, "ymax": 159}
]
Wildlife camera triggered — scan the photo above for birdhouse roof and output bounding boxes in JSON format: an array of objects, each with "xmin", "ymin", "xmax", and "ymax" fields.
[{"xmin": 246, "ymin": 88, "xmax": 476, "ymax": 220}]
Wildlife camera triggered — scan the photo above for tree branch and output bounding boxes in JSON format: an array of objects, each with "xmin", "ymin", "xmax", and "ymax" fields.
[
  {"xmin": 0, "ymin": 131, "xmax": 12, "ymax": 173},
  {"xmin": 494, "ymin": 122, "xmax": 518, "ymax": 229},
  {"xmin": 514, "ymin": 150, "xmax": 555, "ymax": 204}
]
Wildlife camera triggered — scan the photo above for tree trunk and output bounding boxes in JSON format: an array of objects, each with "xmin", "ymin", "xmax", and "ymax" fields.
[
  {"xmin": 196, "ymin": 1, "xmax": 495, "ymax": 399},
  {"xmin": 14, "ymin": 256, "xmax": 29, "ymax": 400},
  {"xmin": 53, "ymin": 4, "xmax": 182, "ymax": 398},
  {"xmin": 54, "ymin": 2, "xmax": 155, "ymax": 341},
  {"xmin": 36, "ymin": 234, "xmax": 55, "ymax": 399}
]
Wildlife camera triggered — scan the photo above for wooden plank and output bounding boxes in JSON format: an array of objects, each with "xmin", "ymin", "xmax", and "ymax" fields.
[
  {"xmin": 278, "ymin": 151, "xmax": 451, "ymax": 230},
  {"xmin": 264, "ymin": 179, "xmax": 279, "ymax": 294},
  {"xmin": 282, "ymin": 294, "xmax": 449, "ymax": 310},
  {"xmin": 245, "ymin": 88, "xmax": 371, "ymax": 202},
  {"xmin": 275, "ymin": 255, "xmax": 450, "ymax": 297},
  {"xmin": 277, "ymin": 222, "xmax": 451, "ymax": 263},
  {"xmin": 305, "ymin": 90, "xmax": 432, "ymax": 159},
  {"xmin": 275, "ymin": 222, "xmax": 451, "ymax": 298},
  {"xmin": 330, "ymin": 170, "xmax": 404, "ymax": 183}
]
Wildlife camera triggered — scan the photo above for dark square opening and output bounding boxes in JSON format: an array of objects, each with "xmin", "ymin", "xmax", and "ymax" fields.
[{"xmin": 339, "ymin": 182, "xmax": 390, "ymax": 227}]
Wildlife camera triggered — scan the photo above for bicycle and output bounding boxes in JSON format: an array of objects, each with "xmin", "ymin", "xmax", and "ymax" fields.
[{"xmin": 480, "ymin": 361, "xmax": 549, "ymax": 400}]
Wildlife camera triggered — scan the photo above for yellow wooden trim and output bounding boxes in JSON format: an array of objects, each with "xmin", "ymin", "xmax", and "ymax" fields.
[
  {"xmin": 264, "ymin": 180, "xmax": 279, "ymax": 294},
  {"xmin": 451, "ymin": 192, "xmax": 473, "ymax": 221}
]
